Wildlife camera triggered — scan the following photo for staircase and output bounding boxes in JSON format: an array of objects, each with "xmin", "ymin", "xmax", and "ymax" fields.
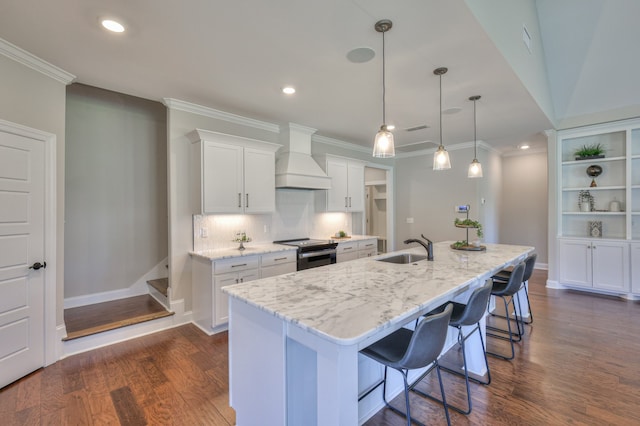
[{"xmin": 63, "ymin": 294, "xmax": 174, "ymax": 341}]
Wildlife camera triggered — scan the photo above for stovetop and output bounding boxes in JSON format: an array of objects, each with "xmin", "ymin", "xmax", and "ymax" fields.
[{"xmin": 274, "ymin": 238, "xmax": 337, "ymax": 250}]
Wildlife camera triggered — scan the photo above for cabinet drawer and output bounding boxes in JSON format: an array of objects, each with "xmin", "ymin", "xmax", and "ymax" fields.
[
  {"xmin": 358, "ymin": 248, "xmax": 377, "ymax": 258},
  {"xmin": 261, "ymin": 250, "xmax": 296, "ymax": 267},
  {"xmin": 358, "ymin": 239, "xmax": 377, "ymax": 250},
  {"xmin": 214, "ymin": 256, "xmax": 260, "ymax": 274},
  {"xmin": 337, "ymin": 241, "xmax": 357, "ymax": 253}
]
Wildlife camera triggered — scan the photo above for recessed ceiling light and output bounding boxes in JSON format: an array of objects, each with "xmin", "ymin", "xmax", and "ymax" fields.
[
  {"xmin": 282, "ymin": 86, "xmax": 296, "ymax": 95},
  {"xmin": 101, "ymin": 19, "xmax": 125, "ymax": 33},
  {"xmin": 346, "ymin": 47, "xmax": 376, "ymax": 63},
  {"xmin": 519, "ymin": 143, "xmax": 530, "ymax": 150}
]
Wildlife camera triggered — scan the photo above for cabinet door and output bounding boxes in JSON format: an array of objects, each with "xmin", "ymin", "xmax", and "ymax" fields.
[
  {"xmin": 347, "ymin": 162, "xmax": 365, "ymax": 212},
  {"xmin": 203, "ymin": 142, "xmax": 243, "ymax": 213},
  {"xmin": 326, "ymin": 159, "xmax": 348, "ymax": 211},
  {"xmin": 214, "ymin": 272, "xmax": 239, "ymax": 326},
  {"xmin": 632, "ymin": 243, "xmax": 640, "ymax": 294},
  {"xmin": 261, "ymin": 262, "xmax": 296, "ymax": 278},
  {"xmin": 592, "ymin": 241, "xmax": 629, "ymax": 292},
  {"xmin": 244, "ymin": 148, "xmax": 276, "ymax": 213},
  {"xmin": 558, "ymin": 239, "xmax": 591, "ymax": 287}
]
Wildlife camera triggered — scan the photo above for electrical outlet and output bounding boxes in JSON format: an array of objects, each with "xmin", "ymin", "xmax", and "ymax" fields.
[
  {"xmin": 264, "ymin": 225, "xmax": 269, "ymax": 233},
  {"xmin": 406, "ymin": 217, "xmax": 414, "ymax": 224},
  {"xmin": 200, "ymin": 228, "xmax": 208, "ymax": 238}
]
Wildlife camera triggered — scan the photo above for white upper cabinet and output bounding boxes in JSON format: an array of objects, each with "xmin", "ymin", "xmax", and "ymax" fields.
[
  {"xmin": 189, "ymin": 129, "xmax": 281, "ymax": 214},
  {"xmin": 315, "ymin": 155, "xmax": 365, "ymax": 212}
]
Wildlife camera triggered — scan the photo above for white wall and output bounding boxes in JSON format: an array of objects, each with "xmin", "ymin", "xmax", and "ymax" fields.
[
  {"xmin": 500, "ymin": 150, "xmax": 548, "ymax": 265},
  {"xmin": 64, "ymin": 84, "xmax": 168, "ymax": 298},
  {"xmin": 0, "ymin": 52, "xmax": 68, "ymax": 325}
]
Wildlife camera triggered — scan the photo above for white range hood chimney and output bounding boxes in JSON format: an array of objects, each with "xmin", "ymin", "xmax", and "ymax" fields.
[{"xmin": 275, "ymin": 123, "xmax": 332, "ymax": 190}]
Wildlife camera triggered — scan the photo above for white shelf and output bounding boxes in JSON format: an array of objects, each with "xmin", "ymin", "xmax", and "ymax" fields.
[
  {"xmin": 561, "ymin": 156, "xmax": 625, "ymax": 165},
  {"xmin": 562, "ymin": 211, "xmax": 626, "ymax": 216},
  {"xmin": 562, "ymin": 185, "xmax": 625, "ymax": 191}
]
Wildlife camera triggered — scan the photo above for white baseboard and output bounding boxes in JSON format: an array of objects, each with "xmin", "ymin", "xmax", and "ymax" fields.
[{"xmin": 64, "ymin": 257, "xmax": 168, "ymax": 309}]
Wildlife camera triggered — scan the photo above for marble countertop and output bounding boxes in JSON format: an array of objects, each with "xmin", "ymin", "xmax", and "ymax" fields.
[
  {"xmin": 190, "ymin": 243, "xmax": 297, "ymax": 261},
  {"xmin": 223, "ymin": 241, "xmax": 533, "ymax": 346}
]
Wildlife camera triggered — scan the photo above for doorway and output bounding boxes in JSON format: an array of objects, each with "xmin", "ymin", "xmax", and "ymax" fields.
[{"xmin": 365, "ymin": 166, "xmax": 391, "ymax": 253}]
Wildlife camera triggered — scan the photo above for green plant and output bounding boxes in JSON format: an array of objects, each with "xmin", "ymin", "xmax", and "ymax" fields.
[
  {"xmin": 338, "ymin": 230, "xmax": 347, "ymax": 238},
  {"xmin": 574, "ymin": 143, "xmax": 605, "ymax": 158},
  {"xmin": 451, "ymin": 240, "xmax": 468, "ymax": 249},
  {"xmin": 454, "ymin": 218, "xmax": 483, "ymax": 238}
]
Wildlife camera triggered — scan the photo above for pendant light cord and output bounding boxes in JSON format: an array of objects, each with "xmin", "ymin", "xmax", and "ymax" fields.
[
  {"xmin": 382, "ymin": 30, "xmax": 386, "ymax": 125},
  {"xmin": 439, "ymin": 73, "xmax": 442, "ymax": 148},
  {"xmin": 473, "ymin": 98, "xmax": 477, "ymax": 158}
]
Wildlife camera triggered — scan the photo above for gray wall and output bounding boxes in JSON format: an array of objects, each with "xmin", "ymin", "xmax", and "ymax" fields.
[
  {"xmin": 500, "ymin": 151, "xmax": 548, "ymax": 265},
  {"xmin": 65, "ymin": 84, "xmax": 167, "ymax": 297},
  {"xmin": 0, "ymin": 53, "xmax": 68, "ymax": 325},
  {"xmin": 395, "ymin": 147, "xmax": 487, "ymax": 247}
]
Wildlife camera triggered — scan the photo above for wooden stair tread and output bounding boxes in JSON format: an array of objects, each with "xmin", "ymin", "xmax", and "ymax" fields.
[
  {"xmin": 63, "ymin": 294, "xmax": 173, "ymax": 341},
  {"xmin": 147, "ymin": 277, "xmax": 168, "ymax": 297}
]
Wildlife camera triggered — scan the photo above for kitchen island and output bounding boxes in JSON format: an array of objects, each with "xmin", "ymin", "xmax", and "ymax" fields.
[{"xmin": 223, "ymin": 241, "xmax": 533, "ymax": 425}]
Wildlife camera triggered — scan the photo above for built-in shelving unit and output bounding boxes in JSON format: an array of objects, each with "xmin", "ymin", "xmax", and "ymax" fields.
[{"xmin": 556, "ymin": 118, "xmax": 640, "ymax": 297}]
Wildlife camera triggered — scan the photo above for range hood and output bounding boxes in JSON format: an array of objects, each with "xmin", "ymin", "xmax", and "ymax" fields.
[{"xmin": 275, "ymin": 123, "xmax": 332, "ymax": 190}]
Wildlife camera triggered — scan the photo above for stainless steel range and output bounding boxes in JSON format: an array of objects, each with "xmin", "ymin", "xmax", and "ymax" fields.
[{"xmin": 274, "ymin": 238, "xmax": 338, "ymax": 271}]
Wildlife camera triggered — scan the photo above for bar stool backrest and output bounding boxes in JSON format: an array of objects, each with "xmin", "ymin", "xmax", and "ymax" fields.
[
  {"xmin": 523, "ymin": 253, "xmax": 537, "ymax": 282},
  {"xmin": 492, "ymin": 262, "xmax": 525, "ymax": 297},
  {"xmin": 454, "ymin": 280, "xmax": 493, "ymax": 327},
  {"xmin": 400, "ymin": 304, "xmax": 453, "ymax": 370}
]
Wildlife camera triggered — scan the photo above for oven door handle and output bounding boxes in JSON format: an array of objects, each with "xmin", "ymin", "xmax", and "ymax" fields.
[{"xmin": 299, "ymin": 249, "xmax": 337, "ymax": 259}]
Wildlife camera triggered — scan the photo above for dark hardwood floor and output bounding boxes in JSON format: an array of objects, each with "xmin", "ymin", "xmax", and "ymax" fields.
[{"xmin": 2, "ymin": 270, "xmax": 639, "ymax": 425}]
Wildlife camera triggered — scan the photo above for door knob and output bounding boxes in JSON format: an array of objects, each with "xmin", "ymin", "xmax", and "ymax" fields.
[{"xmin": 29, "ymin": 261, "xmax": 47, "ymax": 270}]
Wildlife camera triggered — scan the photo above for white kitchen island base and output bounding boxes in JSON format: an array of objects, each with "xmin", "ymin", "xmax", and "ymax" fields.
[{"xmin": 226, "ymin": 242, "xmax": 533, "ymax": 425}]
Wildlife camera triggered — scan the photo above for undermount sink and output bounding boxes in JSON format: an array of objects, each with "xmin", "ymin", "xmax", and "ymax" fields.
[{"xmin": 376, "ymin": 253, "xmax": 428, "ymax": 264}]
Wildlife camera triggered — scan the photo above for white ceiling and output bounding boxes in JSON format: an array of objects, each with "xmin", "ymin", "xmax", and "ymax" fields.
[{"xmin": 0, "ymin": 0, "xmax": 636, "ymax": 155}]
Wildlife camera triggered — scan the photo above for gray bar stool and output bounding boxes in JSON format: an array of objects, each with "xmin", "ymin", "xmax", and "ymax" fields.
[
  {"xmin": 486, "ymin": 261, "xmax": 526, "ymax": 360},
  {"xmin": 413, "ymin": 280, "xmax": 493, "ymax": 415},
  {"xmin": 491, "ymin": 252, "xmax": 537, "ymax": 328},
  {"xmin": 360, "ymin": 304, "xmax": 453, "ymax": 426}
]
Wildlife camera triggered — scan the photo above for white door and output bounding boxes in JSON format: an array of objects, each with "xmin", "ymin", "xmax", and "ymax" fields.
[
  {"xmin": 558, "ymin": 239, "xmax": 591, "ymax": 287},
  {"xmin": 203, "ymin": 141, "xmax": 244, "ymax": 214},
  {"xmin": 347, "ymin": 162, "xmax": 364, "ymax": 212},
  {"xmin": 592, "ymin": 241, "xmax": 629, "ymax": 292},
  {"xmin": 244, "ymin": 148, "xmax": 275, "ymax": 213},
  {"xmin": 0, "ymin": 129, "xmax": 45, "ymax": 388},
  {"xmin": 326, "ymin": 159, "xmax": 348, "ymax": 211}
]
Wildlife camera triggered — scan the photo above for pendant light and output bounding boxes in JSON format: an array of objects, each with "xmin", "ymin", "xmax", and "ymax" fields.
[
  {"xmin": 372, "ymin": 19, "xmax": 395, "ymax": 158},
  {"xmin": 468, "ymin": 95, "xmax": 483, "ymax": 178},
  {"xmin": 433, "ymin": 67, "xmax": 451, "ymax": 170}
]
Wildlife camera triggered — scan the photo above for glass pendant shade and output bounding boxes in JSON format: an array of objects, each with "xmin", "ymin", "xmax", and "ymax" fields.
[
  {"xmin": 373, "ymin": 125, "xmax": 395, "ymax": 158},
  {"xmin": 433, "ymin": 145, "xmax": 451, "ymax": 170},
  {"xmin": 468, "ymin": 158, "xmax": 483, "ymax": 178}
]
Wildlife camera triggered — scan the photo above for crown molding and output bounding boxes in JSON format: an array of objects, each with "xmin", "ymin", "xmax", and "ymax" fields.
[
  {"xmin": 0, "ymin": 38, "xmax": 75, "ymax": 84},
  {"xmin": 312, "ymin": 134, "xmax": 371, "ymax": 154},
  {"xmin": 162, "ymin": 98, "xmax": 280, "ymax": 133}
]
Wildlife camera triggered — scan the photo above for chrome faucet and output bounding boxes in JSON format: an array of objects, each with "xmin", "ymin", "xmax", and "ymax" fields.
[{"xmin": 403, "ymin": 235, "xmax": 434, "ymax": 261}]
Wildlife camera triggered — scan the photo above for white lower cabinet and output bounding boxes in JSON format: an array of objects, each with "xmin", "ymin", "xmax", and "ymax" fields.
[
  {"xmin": 357, "ymin": 239, "xmax": 377, "ymax": 258},
  {"xmin": 192, "ymin": 250, "xmax": 297, "ymax": 333},
  {"xmin": 260, "ymin": 250, "xmax": 296, "ymax": 278},
  {"xmin": 337, "ymin": 238, "xmax": 377, "ymax": 262},
  {"xmin": 337, "ymin": 241, "xmax": 358, "ymax": 262},
  {"xmin": 558, "ymin": 238, "xmax": 629, "ymax": 293},
  {"xmin": 631, "ymin": 243, "xmax": 640, "ymax": 294}
]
